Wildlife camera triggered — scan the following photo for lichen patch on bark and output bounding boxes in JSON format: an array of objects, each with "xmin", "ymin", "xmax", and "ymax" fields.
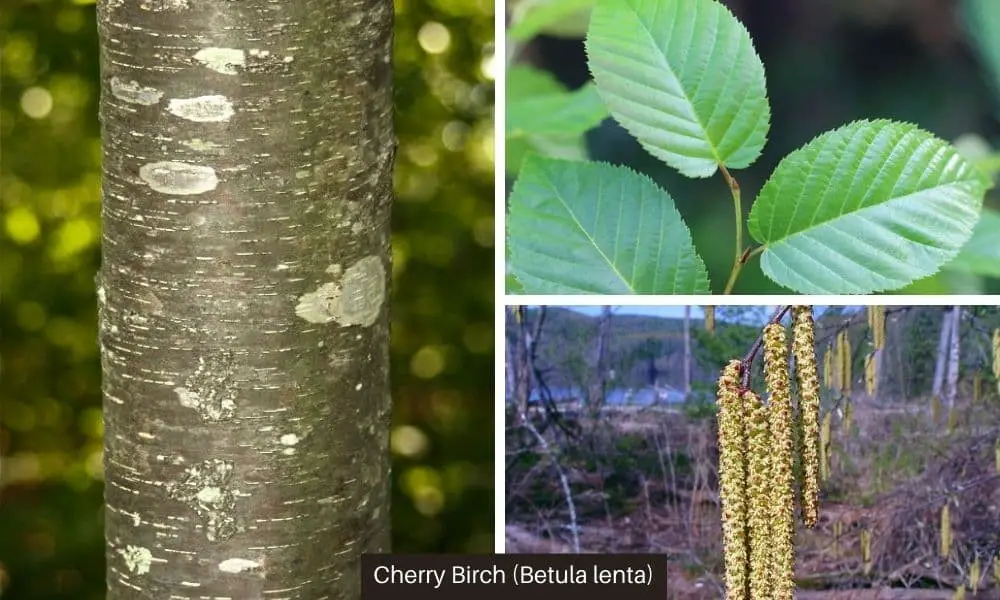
[
  {"xmin": 193, "ymin": 47, "xmax": 245, "ymax": 74},
  {"xmin": 218, "ymin": 558, "xmax": 262, "ymax": 574},
  {"xmin": 118, "ymin": 545, "xmax": 153, "ymax": 575},
  {"xmin": 166, "ymin": 459, "xmax": 238, "ymax": 542},
  {"xmin": 295, "ymin": 256, "xmax": 385, "ymax": 327},
  {"xmin": 109, "ymin": 77, "xmax": 163, "ymax": 106},
  {"xmin": 166, "ymin": 95, "xmax": 234, "ymax": 122},
  {"xmin": 138, "ymin": 161, "xmax": 218, "ymax": 195}
]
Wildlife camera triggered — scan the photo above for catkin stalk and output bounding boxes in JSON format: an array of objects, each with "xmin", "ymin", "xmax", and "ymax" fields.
[
  {"xmin": 791, "ymin": 307, "xmax": 821, "ymax": 528},
  {"xmin": 706, "ymin": 307, "xmax": 716, "ymax": 335},
  {"xmin": 716, "ymin": 360, "xmax": 749, "ymax": 600},
  {"xmin": 763, "ymin": 324, "xmax": 795, "ymax": 600}
]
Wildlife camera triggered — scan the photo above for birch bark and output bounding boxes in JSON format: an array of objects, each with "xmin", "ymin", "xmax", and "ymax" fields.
[{"xmin": 97, "ymin": 0, "xmax": 394, "ymax": 596}]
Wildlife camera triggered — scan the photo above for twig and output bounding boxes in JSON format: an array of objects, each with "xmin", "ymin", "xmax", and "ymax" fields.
[
  {"xmin": 517, "ymin": 408, "xmax": 581, "ymax": 552},
  {"xmin": 740, "ymin": 305, "xmax": 793, "ymax": 388}
]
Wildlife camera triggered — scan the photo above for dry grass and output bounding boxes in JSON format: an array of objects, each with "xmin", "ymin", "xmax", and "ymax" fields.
[{"xmin": 506, "ymin": 394, "xmax": 1000, "ymax": 599}]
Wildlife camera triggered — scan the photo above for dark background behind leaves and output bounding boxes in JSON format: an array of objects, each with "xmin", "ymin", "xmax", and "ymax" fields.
[
  {"xmin": 508, "ymin": 0, "xmax": 1000, "ymax": 294},
  {"xmin": 0, "ymin": 0, "xmax": 494, "ymax": 597}
]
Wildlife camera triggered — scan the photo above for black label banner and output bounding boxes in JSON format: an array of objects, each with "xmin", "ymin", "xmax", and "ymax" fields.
[{"xmin": 361, "ymin": 554, "xmax": 668, "ymax": 600}]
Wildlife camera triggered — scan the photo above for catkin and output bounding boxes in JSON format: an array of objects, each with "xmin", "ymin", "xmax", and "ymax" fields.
[
  {"xmin": 868, "ymin": 306, "xmax": 885, "ymax": 349},
  {"xmin": 823, "ymin": 344, "xmax": 833, "ymax": 389},
  {"xmin": 940, "ymin": 503, "xmax": 952, "ymax": 557},
  {"xmin": 832, "ymin": 336, "xmax": 843, "ymax": 393},
  {"xmin": 763, "ymin": 324, "xmax": 795, "ymax": 600},
  {"xmin": 861, "ymin": 529, "xmax": 872, "ymax": 575},
  {"xmin": 865, "ymin": 352, "xmax": 877, "ymax": 397},
  {"xmin": 820, "ymin": 411, "xmax": 832, "ymax": 481},
  {"xmin": 716, "ymin": 360, "xmax": 749, "ymax": 600},
  {"xmin": 791, "ymin": 307, "xmax": 821, "ymax": 528},
  {"xmin": 745, "ymin": 389, "xmax": 773, "ymax": 600},
  {"xmin": 971, "ymin": 557, "xmax": 982, "ymax": 594},
  {"xmin": 706, "ymin": 307, "xmax": 716, "ymax": 335},
  {"xmin": 839, "ymin": 331, "xmax": 852, "ymax": 394}
]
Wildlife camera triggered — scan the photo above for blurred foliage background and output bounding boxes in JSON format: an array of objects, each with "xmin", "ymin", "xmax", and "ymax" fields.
[
  {"xmin": 0, "ymin": 0, "xmax": 495, "ymax": 597},
  {"xmin": 506, "ymin": 0, "xmax": 1000, "ymax": 294}
]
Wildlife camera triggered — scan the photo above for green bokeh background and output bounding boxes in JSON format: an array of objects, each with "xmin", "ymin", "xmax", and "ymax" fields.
[{"xmin": 0, "ymin": 0, "xmax": 495, "ymax": 597}]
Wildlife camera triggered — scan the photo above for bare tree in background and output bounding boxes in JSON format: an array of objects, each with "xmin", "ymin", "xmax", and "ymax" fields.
[
  {"xmin": 97, "ymin": 1, "xmax": 394, "ymax": 597},
  {"xmin": 509, "ymin": 306, "xmax": 546, "ymax": 416},
  {"xmin": 944, "ymin": 306, "xmax": 962, "ymax": 409},
  {"xmin": 683, "ymin": 305, "xmax": 692, "ymax": 401},
  {"xmin": 587, "ymin": 306, "xmax": 612, "ymax": 411},
  {"xmin": 933, "ymin": 308, "xmax": 952, "ymax": 399}
]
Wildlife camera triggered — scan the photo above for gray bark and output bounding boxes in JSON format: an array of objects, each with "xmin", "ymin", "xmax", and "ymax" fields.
[
  {"xmin": 683, "ymin": 305, "xmax": 691, "ymax": 400},
  {"xmin": 96, "ymin": 1, "xmax": 394, "ymax": 597},
  {"xmin": 586, "ymin": 306, "xmax": 611, "ymax": 411},
  {"xmin": 932, "ymin": 308, "xmax": 952, "ymax": 397},
  {"xmin": 944, "ymin": 306, "xmax": 961, "ymax": 409}
]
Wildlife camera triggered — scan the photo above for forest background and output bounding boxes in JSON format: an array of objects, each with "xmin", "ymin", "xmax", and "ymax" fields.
[{"xmin": 506, "ymin": 305, "xmax": 1000, "ymax": 598}]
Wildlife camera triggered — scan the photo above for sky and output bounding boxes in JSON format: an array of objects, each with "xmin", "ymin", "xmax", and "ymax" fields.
[{"xmin": 558, "ymin": 305, "xmax": 860, "ymax": 322}]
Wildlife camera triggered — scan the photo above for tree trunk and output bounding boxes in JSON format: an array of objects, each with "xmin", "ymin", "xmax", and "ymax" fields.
[
  {"xmin": 944, "ymin": 306, "xmax": 961, "ymax": 409},
  {"xmin": 683, "ymin": 305, "xmax": 691, "ymax": 400},
  {"xmin": 97, "ymin": 1, "xmax": 394, "ymax": 597},
  {"xmin": 932, "ymin": 308, "xmax": 952, "ymax": 398},
  {"xmin": 587, "ymin": 306, "xmax": 612, "ymax": 411},
  {"xmin": 505, "ymin": 307, "xmax": 518, "ymax": 406}
]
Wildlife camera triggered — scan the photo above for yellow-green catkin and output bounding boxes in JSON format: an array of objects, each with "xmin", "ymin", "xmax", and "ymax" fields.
[
  {"xmin": 745, "ymin": 390, "xmax": 773, "ymax": 600},
  {"xmin": 868, "ymin": 306, "xmax": 885, "ymax": 349},
  {"xmin": 993, "ymin": 329, "xmax": 1000, "ymax": 394},
  {"xmin": 865, "ymin": 352, "xmax": 877, "ymax": 397},
  {"xmin": 791, "ymin": 307, "xmax": 821, "ymax": 528},
  {"xmin": 763, "ymin": 323, "xmax": 796, "ymax": 600},
  {"xmin": 823, "ymin": 344, "xmax": 833, "ymax": 389},
  {"xmin": 940, "ymin": 503, "xmax": 952, "ymax": 558},
  {"xmin": 971, "ymin": 557, "xmax": 982, "ymax": 594},
  {"xmin": 832, "ymin": 336, "xmax": 843, "ymax": 393},
  {"xmin": 995, "ymin": 438, "xmax": 1000, "ymax": 474},
  {"xmin": 820, "ymin": 411, "xmax": 832, "ymax": 481},
  {"xmin": 861, "ymin": 529, "xmax": 873, "ymax": 575},
  {"xmin": 839, "ymin": 331, "xmax": 852, "ymax": 393},
  {"xmin": 706, "ymin": 307, "xmax": 716, "ymax": 335},
  {"xmin": 716, "ymin": 360, "xmax": 749, "ymax": 600}
]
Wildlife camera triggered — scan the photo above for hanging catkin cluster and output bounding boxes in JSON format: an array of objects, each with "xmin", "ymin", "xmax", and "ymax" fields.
[
  {"xmin": 716, "ymin": 360, "xmax": 749, "ymax": 600},
  {"xmin": 864, "ymin": 306, "xmax": 884, "ymax": 397},
  {"xmin": 792, "ymin": 307, "xmax": 821, "ymax": 528},
  {"xmin": 714, "ymin": 309, "xmax": 823, "ymax": 600}
]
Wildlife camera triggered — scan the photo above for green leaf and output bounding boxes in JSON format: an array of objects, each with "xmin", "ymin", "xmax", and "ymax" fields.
[
  {"xmin": 507, "ymin": 154, "xmax": 709, "ymax": 294},
  {"xmin": 509, "ymin": 0, "xmax": 595, "ymax": 41},
  {"xmin": 898, "ymin": 270, "xmax": 985, "ymax": 295},
  {"xmin": 946, "ymin": 208, "xmax": 1000, "ymax": 278},
  {"xmin": 507, "ymin": 135, "xmax": 588, "ymax": 175},
  {"xmin": 506, "ymin": 67, "xmax": 603, "ymax": 174},
  {"xmin": 585, "ymin": 0, "xmax": 770, "ymax": 178},
  {"xmin": 507, "ymin": 82, "xmax": 608, "ymax": 138},
  {"xmin": 748, "ymin": 120, "xmax": 991, "ymax": 294}
]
